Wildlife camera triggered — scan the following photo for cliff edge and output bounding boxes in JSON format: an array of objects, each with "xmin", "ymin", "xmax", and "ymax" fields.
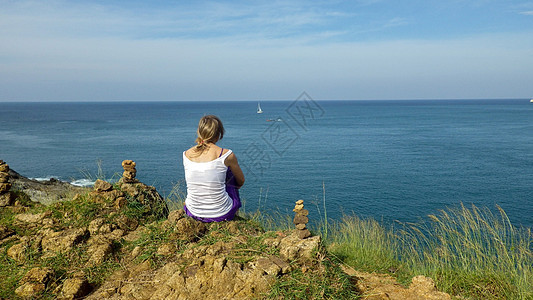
[{"xmin": 0, "ymin": 159, "xmax": 451, "ymax": 299}]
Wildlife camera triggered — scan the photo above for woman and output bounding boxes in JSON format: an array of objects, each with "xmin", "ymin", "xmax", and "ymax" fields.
[{"xmin": 183, "ymin": 115, "xmax": 245, "ymax": 222}]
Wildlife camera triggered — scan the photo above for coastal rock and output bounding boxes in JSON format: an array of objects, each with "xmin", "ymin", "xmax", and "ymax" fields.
[
  {"xmin": 343, "ymin": 267, "xmax": 452, "ymax": 300},
  {"xmin": 174, "ymin": 217, "xmax": 207, "ymax": 241},
  {"xmin": 41, "ymin": 228, "xmax": 88, "ymax": 255},
  {"xmin": 0, "ymin": 160, "xmax": 9, "ymax": 172},
  {"xmin": 8, "ymin": 168, "xmax": 89, "ymax": 205},
  {"xmin": 87, "ymin": 238, "xmax": 113, "ymax": 265},
  {"xmin": 292, "ymin": 200, "xmax": 311, "ymax": 239},
  {"xmin": 0, "ymin": 172, "xmax": 9, "ymax": 182},
  {"xmin": 88, "ymin": 218, "xmax": 105, "ymax": 235},
  {"xmin": 7, "ymin": 242, "xmax": 28, "ymax": 262},
  {"xmin": 115, "ymin": 196, "xmax": 127, "ymax": 209},
  {"xmin": 0, "ymin": 225, "xmax": 15, "ymax": 240},
  {"xmin": 90, "ymin": 182, "xmax": 125, "ymax": 204},
  {"xmin": 121, "ymin": 159, "xmax": 136, "ymax": 170},
  {"xmin": 279, "ymin": 232, "xmax": 320, "ymax": 261},
  {"xmin": 409, "ymin": 275, "xmax": 451, "ymax": 299},
  {"xmin": 117, "ymin": 161, "xmax": 168, "ymax": 218},
  {"xmin": 0, "ymin": 161, "xmax": 13, "ymax": 206},
  {"xmin": 15, "ymin": 282, "xmax": 45, "ymax": 298},
  {"xmin": 59, "ymin": 277, "xmax": 91, "ymax": 300},
  {"xmin": 0, "ymin": 182, "xmax": 11, "ymax": 193},
  {"xmin": 120, "ymin": 160, "xmax": 138, "ymax": 183},
  {"xmin": 0, "ymin": 191, "xmax": 15, "ymax": 207},
  {"xmin": 93, "ymin": 179, "xmax": 112, "ymax": 192},
  {"xmin": 15, "ymin": 211, "xmax": 51, "ymax": 224},
  {"xmin": 14, "ymin": 267, "xmax": 55, "ymax": 298},
  {"xmin": 21, "ymin": 267, "xmax": 54, "ymax": 285},
  {"xmin": 116, "ymin": 215, "xmax": 139, "ymax": 231}
]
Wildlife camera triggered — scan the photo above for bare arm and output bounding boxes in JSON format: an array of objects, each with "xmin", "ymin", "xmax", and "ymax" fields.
[{"xmin": 224, "ymin": 152, "xmax": 245, "ymax": 188}]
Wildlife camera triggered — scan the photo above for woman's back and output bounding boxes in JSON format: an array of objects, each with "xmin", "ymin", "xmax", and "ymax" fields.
[
  {"xmin": 183, "ymin": 148, "xmax": 233, "ymax": 218},
  {"xmin": 182, "ymin": 114, "xmax": 244, "ymax": 222}
]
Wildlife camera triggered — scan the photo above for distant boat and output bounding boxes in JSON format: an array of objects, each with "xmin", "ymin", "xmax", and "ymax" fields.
[
  {"xmin": 530, "ymin": 99, "xmax": 533, "ymax": 103},
  {"xmin": 266, "ymin": 118, "xmax": 282, "ymax": 122},
  {"xmin": 257, "ymin": 102, "xmax": 263, "ymax": 114}
]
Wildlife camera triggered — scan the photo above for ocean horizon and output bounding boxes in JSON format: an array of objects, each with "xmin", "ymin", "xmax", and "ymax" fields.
[{"xmin": 2, "ymin": 99, "xmax": 532, "ymax": 228}]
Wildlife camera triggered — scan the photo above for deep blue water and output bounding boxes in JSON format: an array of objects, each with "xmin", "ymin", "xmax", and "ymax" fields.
[{"xmin": 1, "ymin": 99, "xmax": 532, "ymax": 228}]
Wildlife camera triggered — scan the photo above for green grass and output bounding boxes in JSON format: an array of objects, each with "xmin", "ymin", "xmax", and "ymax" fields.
[
  {"xmin": 128, "ymin": 220, "xmax": 176, "ymax": 267},
  {"xmin": 267, "ymin": 252, "xmax": 358, "ymax": 299},
  {"xmin": 328, "ymin": 215, "xmax": 399, "ymax": 273},
  {"xmin": 327, "ymin": 203, "xmax": 533, "ymax": 299}
]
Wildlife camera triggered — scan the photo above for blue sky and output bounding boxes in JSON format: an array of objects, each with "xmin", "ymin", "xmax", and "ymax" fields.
[{"xmin": 1, "ymin": 0, "xmax": 532, "ymax": 101}]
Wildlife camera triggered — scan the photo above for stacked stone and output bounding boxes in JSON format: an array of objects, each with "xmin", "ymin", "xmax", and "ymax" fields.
[
  {"xmin": 121, "ymin": 160, "xmax": 138, "ymax": 183},
  {"xmin": 293, "ymin": 199, "xmax": 311, "ymax": 239},
  {"xmin": 0, "ymin": 160, "xmax": 15, "ymax": 207}
]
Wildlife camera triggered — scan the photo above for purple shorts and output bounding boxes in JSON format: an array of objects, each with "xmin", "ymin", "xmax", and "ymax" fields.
[{"xmin": 184, "ymin": 167, "xmax": 241, "ymax": 222}]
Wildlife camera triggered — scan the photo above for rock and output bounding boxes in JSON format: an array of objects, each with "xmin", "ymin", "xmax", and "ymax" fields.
[
  {"xmin": 90, "ymin": 189, "xmax": 124, "ymax": 203},
  {"xmin": 409, "ymin": 275, "xmax": 451, "ymax": 299},
  {"xmin": 279, "ymin": 233, "xmax": 320, "ymax": 261},
  {"xmin": 7, "ymin": 242, "xmax": 27, "ymax": 262},
  {"xmin": 87, "ymin": 240, "xmax": 113, "ymax": 265},
  {"xmin": 293, "ymin": 203, "xmax": 304, "ymax": 211},
  {"xmin": 298, "ymin": 209, "xmax": 309, "ymax": 216},
  {"xmin": 15, "ymin": 282, "xmax": 45, "ymax": 298},
  {"xmin": 115, "ymin": 196, "xmax": 127, "ymax": 209},
  {"xmin": 88, "ymin": 218, "xmax": 105, "ymax": 235},
  {"xmin": 121, "ymin": 160, "xmax": 136, "ymax": 169},
  {"xmin": 343, "ymin": 267, "xmax": 452, "ymax": 300},
  {"xmin": 0, "ymin": 182, "xmax": 12, "ymax": 193},
  {"xmin": 0, "ymin": 172, "xmax": 9, "ymax": 182},
  {"xmin": 130, "ymin": 246, "xmax": 142, "ymax": 258},
  {"xmin": 93, "ymin": 179, "xmax": 113, "ymax": 192},
  {"xmin": 0, "ymin": 225, "xmax": 15, "ymax": 240},
  {"xmin": 122, "ymin": 170, "xmax": 135, "ymax": 179},
  {"xmin": 297, "ymin": 228, "xmax": 311, "ymax": 239},
  {"xmin": 175, "ymin": 217, "xmax": 207, "ymax": 241},
  {"xmin": 157, "ymin": 243, "xmax": 176, "ymax": 256},
  {"xmin": 21, "ymin": 267, "xmax": 54, "ymax": 285},
  {"xmin": 41, "ymin": 228, "xmax": 88, "ymax": 254},
  {"xmin": 15, "ymin": 211, "xmax": 51, "ymax": 224},
  {"xmin": 120, "ymin": 160, "xmax": 139, "ymax": 183},
  {"xmin": 270, "ymin": 256, "xmax": 291, "ymax": 274},
  {"xmin": 293, "ymin": 214, "xmax": 308, "ymax": 225},
  {"xmin": 0, "ymin": 191, "xmax": 15, "ymax": 207},
  {"xmin": 292, "ymin": 199, "xmax": 310, "ymax": 241},
  {"xmin": 116, "ymin": 215, "xmax": 138, "ymax": 231},
  {"xmin": 8, "ymin": 168, "xmax": 89, "ymax": 205},
  {"xmin": 254, "ymin": 257, "xmax": 282, "ymax": 276},
  {"xmin": 0, "ymin": 162, "xmax": 9, "ymax": 172},
  {"xmin": 167, "ymin": 209, "xmax": 185, "ymax": 224},
  {"xmin": 59, "ymin": 277, "xmax": 91, "ymax": 300}
]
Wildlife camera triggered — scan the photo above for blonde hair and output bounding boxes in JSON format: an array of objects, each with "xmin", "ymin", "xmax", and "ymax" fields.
[{"xmin": 194, "ymin": 115, "xmax": 225, "ymax": 152}]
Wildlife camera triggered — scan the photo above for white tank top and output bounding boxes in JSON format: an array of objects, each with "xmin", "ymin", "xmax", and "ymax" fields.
[{"xmin": 183, "ymin": 149, "xmax": 233, "ymax": 218}]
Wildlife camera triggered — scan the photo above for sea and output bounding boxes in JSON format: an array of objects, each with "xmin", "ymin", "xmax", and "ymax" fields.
[{"xmin": 1, "ymin": 99, "xmax": 532, "ymax": 228}]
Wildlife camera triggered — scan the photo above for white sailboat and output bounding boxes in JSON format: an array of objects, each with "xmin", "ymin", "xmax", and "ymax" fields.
[
  {"xmin": 257, "ymin": 102, "xmax": 263, "ymax": 114},
  {"xmin": 530, "ymin": 98, "xmax": 533, "ymax": 103}
]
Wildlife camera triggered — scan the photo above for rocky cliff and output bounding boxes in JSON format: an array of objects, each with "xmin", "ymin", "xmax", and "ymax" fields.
[{"xmin": 0, "ymin": 159, "xmax": 451, "ymax": 299}]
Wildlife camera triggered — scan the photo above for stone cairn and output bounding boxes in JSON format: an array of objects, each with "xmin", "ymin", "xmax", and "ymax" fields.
[
  {"xmin": 121, "ymin": 160, "xmax": 138, "ymax": 183},
  {"xmin": 0, "ymin": 160, "xmax": 15, "ymax": 207},
  {"xmin": 293, "ymin": 199, "xmax": 311, "ymax": 239}
]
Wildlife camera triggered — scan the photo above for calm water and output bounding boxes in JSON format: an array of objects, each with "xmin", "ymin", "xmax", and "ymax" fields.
[{"xmin": 1, "ymin": 99, "xmax": 532, "ymax": 227}]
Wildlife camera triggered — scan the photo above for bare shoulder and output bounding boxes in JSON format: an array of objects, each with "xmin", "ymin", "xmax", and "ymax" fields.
[
  {"xmin": 224, "ymin": 151, "xmax": 238, "ymax": 166},
  {"xmin": 184, "ymin": 147, "xmax": 199, "ymax": 159}
]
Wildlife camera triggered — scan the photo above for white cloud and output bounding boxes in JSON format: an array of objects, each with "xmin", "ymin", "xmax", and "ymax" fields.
[{"xmin": 519, "ymin": 10, "xmax": 533, "ymax": 15}]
